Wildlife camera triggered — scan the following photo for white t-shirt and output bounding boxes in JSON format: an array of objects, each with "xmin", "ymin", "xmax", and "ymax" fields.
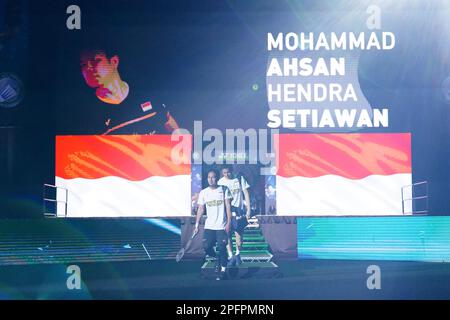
[
  {"xmin": 218, "ymin": 176, "xmax": 250, "ymax": 210},
  {"xmin": 197, "ymin": 186, "xmax": 232, "ymax": 230}
]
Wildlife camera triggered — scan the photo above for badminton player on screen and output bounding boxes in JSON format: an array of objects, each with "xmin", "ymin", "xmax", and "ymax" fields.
[
  {"xmin": 193, "ymin": 169, "xmax": 232, "ymax": 280},
  {"xmin": 80, "ymin": 49, "xmax": 179, "ymax": 135}
]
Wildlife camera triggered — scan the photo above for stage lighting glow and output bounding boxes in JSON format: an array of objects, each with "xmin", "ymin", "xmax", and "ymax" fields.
[{"xmin": 144, "ymin": 218, "xmax": 181, "ymax": 236}]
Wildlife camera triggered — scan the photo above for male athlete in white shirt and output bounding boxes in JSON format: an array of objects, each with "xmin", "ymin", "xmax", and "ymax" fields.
[
  {"xmin": 194, "ymin": 169, "xmax": 232, "ymax": 280},
  {"xmin": 218, "ymin": 165, "xmax": 251, "ymax": 266}
]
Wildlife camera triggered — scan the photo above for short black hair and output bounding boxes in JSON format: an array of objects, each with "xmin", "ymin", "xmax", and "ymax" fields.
[
  {"xmin": 207, "ymin": 169, "xmax": 219, "ymax": 178},
  {"xmin": 221, "ymin": 165, "xmax": 233, "ymax": 172},
  {"xmin": 80, "ymin": 48, "xmax": 120, "ymax": 66},
  {"xmin": 78, "ymin": 27, "xmax": 124, "ymax": 61}
]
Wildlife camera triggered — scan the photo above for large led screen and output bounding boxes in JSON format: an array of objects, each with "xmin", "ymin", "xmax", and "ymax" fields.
[
  {"xmin": 276, "ymin": 133, "xmax": 412, "ymax": 215},
  {"xmin": 55, "ymin": 134, "xmax": 191, "ymax": 217}
]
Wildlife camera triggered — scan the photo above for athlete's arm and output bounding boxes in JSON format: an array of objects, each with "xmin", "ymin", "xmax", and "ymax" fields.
[
  {"xmin": 243, "ymin": 187, "xmax": 251, "ymax": 219},
  {"xmin": 193, "ymin": 204, "xmax": 204, "ymax": 236},
  {"xmin": 164, "ymin": 111, "xmax": 179, "ymax": 132},
  {"xmin": 224, "ymin": 197, "xmax": 232, "ymax": 233}
]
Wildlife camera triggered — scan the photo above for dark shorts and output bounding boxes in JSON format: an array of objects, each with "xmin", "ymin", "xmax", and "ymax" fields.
[
  {"xmin": 202, "ymin": 229, "xmax": 228, "ymax": 267},
  {"xmin": 202, "ymin": 229, "xmax": 228, "ymax": 250},
  {"xmin": 230, "ymin": 207, "xmax": 248, "ymax": 234}
]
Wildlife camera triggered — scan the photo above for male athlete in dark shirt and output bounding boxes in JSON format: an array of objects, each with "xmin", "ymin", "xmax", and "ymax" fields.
[{"xmin": 80, "ymin": 49, "xmax": 179, "ymax": 135}]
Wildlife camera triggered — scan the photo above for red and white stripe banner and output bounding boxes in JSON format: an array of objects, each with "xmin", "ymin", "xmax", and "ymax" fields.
[
  {"xmin": 55, "ymin": 134, "xmax": 191, "ymax": 217},
  {"xmin": 275, "ymin": 133, "xmax": 412, "ymax": 215}
]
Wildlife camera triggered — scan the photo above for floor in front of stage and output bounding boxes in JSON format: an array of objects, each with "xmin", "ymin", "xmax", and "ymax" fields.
[{"xmin": 1, "ymin": 259, "xmax": 449, "ymax": 299}]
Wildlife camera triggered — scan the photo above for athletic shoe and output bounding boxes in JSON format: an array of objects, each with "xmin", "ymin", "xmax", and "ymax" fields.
[
  {"xmin": 205, "ymin": 252, "xmax": 217, "ymax": 260},
  {"xmin": 235, "ymin": 253, "xmax": 242, "ymax": 266},
  {"xmin": 227, "ymin": 255, "xmax": 236, "ymax": 267},
  {"xmin": 216, "ymin": 270, "xmax": 227, "ymax": 281}
]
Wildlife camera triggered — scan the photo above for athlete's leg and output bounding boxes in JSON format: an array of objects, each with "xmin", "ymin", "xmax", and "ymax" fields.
[
  {"xmin": 226, "ymin": 216, "xmax": 239, "ymax": 266},
  {"xmin": 202, "ymin": 229, "xmax": 216, "ymax": 258},
  {"xmin": 226, "ymin": 235, "xmax": 234, "ymax": 259},
  {"xmin": 227, "ymin": 215, "xmax": 238, "ymax": 257},
  {"xmin": 234, "ymin": 229, "xmax": 245, "ymax": 265},
  {"xmin": 235, "ymin": 231, "xmax": 243, "ymax": 253},
  {"xmin": 216, "ymin": 230, "xmax": 229, "ymax": 269}
]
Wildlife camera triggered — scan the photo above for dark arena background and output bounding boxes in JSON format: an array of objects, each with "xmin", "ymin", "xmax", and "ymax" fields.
[{"xmin": 1, "ymin": 0, "xmax": 450, "ymax": 302}]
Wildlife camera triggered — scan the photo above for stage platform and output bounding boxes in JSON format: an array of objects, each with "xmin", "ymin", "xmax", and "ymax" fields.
[
  {"xmin": 200, "ymin": 260, "xmax": 282, "ymax": 280},
  {"xmin": 1, "ymin": 259, "xmax": 450, "ymax": 299},
  {"xmin": 3, "ymin": 215, "xmax": 450, "ymax": 266}
]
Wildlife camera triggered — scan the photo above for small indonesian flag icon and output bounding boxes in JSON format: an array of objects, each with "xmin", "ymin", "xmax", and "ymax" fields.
[{"xmin": 141, "ymin": 101, "xmax": 152, "ymax": 112}]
